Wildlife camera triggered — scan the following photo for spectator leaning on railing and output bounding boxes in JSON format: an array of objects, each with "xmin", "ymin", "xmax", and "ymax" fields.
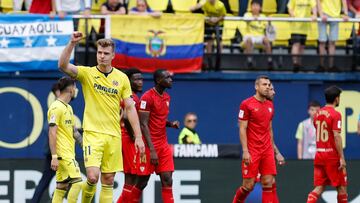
[
  {"xmin": 101, "ymin": 0, "xmax": 126, "ymax": 15},
  {"xmin": 190, "ymin": 0, "xmax": 226, "ymax": 54},
  {"xmin": 316, "ymin": 0, "xmax": 349, "ymax": 72},
  {"xmin": 29, "ymin": 0, "xmax": 56, "ymax": 16},
  {"xmin": 129, "ymin": 0, "xmax": 161, "ymax": 17},
  {"xmin": 287, "ymin": 0, "xmax": 317, "ymax": 72},
  {"xmin": 243, "ymin": 0, "xmax": 273, "ymax": 69},
  {"xmin": 55, "ymin": 0, "xmax": 92, "ymax": 18}
]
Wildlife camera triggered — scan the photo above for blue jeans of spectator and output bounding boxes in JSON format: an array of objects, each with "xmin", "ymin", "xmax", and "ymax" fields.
[
  {"xmin": 30, "ymin": 154, "xmax": 55, "ymax": 203},
  {"xmin": 318, "ymin": 14, "xmax": 339, "ymax": 42}
]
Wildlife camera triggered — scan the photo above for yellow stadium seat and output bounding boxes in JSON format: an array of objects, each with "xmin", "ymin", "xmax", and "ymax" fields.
[
  {"xmin": 128, "ymin": 0, "xmax": 137, "ymax": 10},
  {"xmin": 147, "ymin": 0, "xmax": 169, "ymax": 11},
  {"xmin": 269, "ymin": 14, "xmax": 291, "ymax": 47},
  {"xmin": 229, "ymin": 0, "xmax": 239, "ymax": 15},
  {"xmin": 77, "ymin": 18, "xmax": 101, "ymax": 44},
  {"xmin": 91, "ymin": 0, "xmax": 107, "ymax": 14},
  {"xmin": 1, "ymin": 0, "xmax": 13, "ymax": 13},
  {"xmin": 336, "ymin": 22, "xmax": 356, "ymax": 47},
  {"xmin": 223, "ymin": 20, "xmax": 239, "ymax": 41},
  {"xmin": 247, "ymin": 0, "xmax": 277, "ymax": 15},
  {"xmin": 171, "ymin": 0, "xmax": 197, "ymax": 13},
  {"xmin": 305, "ymin": 22, "xmax": 318, "ymax": 47}
]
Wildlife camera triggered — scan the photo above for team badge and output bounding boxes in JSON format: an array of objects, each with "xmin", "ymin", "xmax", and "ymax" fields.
[
  {"xmin": 166, "ymin": 101, "xmax": 169, "ymax": 107},
  {"xmin": 337, "ymin": 121, "xmax": 341, "ymax": 129},
  {"xmin": 112, "ymin": 80, "xmax": 119, "ymax": 87},
  {"xmin": 146, "ymin": 30, "xmax": 166, "ymax": 57},
  {"xmin": 50, "ymin": 114, "xmax": 56, "ymax": 123},
  {"xmin": 238, "ymin": 110, "xmax": 244, "ymax": 118},
  {"xmin": 268, "ymin": 108, "xmax": 272, "ymax": 113}
]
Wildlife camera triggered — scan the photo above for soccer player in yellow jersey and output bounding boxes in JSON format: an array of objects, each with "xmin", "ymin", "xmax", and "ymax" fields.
[
  {"xmin": 48, "ymin": 77, "xmax": 82, "ymax": 203},
  {"xmin": 58, "ymin": 31, "xmax": 145, "ymax": 203}
]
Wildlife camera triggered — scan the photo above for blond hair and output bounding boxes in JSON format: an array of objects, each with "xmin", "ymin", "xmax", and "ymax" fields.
[{"xmin": 96, "ymin": 39, "xmax": 115, "ymax": 52}]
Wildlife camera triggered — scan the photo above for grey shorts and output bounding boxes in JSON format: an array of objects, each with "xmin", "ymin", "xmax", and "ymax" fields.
[{"xmin": 318, "ymin": 14, "xmax": 339, "ymax": 42}]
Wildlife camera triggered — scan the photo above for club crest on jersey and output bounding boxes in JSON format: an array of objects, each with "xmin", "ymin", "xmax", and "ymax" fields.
[
  {"xmin": 112, "ymin": 80, "xmax": 119, "ymax": 87},
  {"xmin": 268, "ymin": 107, "xmax": 272, "ymax": 113},
  {"xmin": 146, "ymin": 30, "xmax": 166, "ymax": 58}
]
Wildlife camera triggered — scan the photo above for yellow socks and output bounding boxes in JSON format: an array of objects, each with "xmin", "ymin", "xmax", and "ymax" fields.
[
  {"xmin": 81, "ymin": 180, "xmax": 97, "ymax": 203},
  {"xmin": 52, "ymin": 188, "xmax": 66, "ymax": 203},
  {"xmin": 99, "ymin": 184, "xmax": 113, "ymax": 203},
  {"xmin": 67, "ymin": 181, "xmax": 82, "ymax": 203}
]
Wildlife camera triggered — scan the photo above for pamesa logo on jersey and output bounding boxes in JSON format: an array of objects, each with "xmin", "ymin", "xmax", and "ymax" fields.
[{"xmin": 146, "ymin": 30, "xmax": 166, "ymax": 57}]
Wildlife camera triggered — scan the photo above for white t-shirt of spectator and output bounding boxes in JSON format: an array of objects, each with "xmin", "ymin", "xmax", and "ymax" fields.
[{"xmin": 55, "ymin": 0, "xmax": 91, "ymax": 13}]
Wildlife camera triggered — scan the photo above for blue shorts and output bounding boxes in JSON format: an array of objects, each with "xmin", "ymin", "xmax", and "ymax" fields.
[{"xmin": 318, "ymin": 14, "xmax": 339, "ymax": 42}]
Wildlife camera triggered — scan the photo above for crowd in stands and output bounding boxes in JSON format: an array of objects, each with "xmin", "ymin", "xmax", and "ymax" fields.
[{"xmin": 1, "ymin": 0, "xmax": 359, "ymax": 71}]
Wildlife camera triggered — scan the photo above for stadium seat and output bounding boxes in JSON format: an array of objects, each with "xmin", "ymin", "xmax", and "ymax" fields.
[
  {"xmin": 269, "ymin": 14, "xmax": 291, "ymax": 47},
  {"xmin": 228, "ymin": 0, "xmax": 239, "ymax": 15},
  {"xmin": 305, "ymin": 22, "xmax": 318, "ymax": 47},
  {"xmin": 77, "ymin": 18, "xmax": 101, "ymax": 44},
  {"xmin": 147, "ymin": 0, "xmax": 169, "ymax": 11},
  {"xmin": 171, "ymin": 0, "xmax": 197, "ymax": 13},
  {"xmin": 91, "ymin": 0, "xmax": 107, "ymax": 14},
  {"xmin": 1, "ymin": 0, "xmax": 13, "ymax": 13},
  {"xmin": 247, "ymin": 0, "xmax": 277, "ymax": 15},
  {"xmin": 336, "ymin": 22, "xmax": 357, "ymax": 47}
]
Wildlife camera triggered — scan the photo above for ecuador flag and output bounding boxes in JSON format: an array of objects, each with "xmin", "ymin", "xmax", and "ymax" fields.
[{"xmin": 110, "ymin": 14, "xmax": 204, "ymax": 73}]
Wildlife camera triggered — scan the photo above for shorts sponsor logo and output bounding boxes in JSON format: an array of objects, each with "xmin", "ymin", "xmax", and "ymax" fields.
[{"xmin": 140, "ymin": 166, "xmax": 145, "ymax": 172}]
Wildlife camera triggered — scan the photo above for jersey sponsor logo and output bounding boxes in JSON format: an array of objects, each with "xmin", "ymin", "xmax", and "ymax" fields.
[
  {"xmin": 93, "ymin": 76, "xmax": 100, "ymax": 79},
  {"xmin": 238, "ymin": 110, "xmax": 244, "ymax": 118},
  {"xmin": 337, "ymin": 121, "xmax": 341, "ymax": 129},
  {"xmin": 140, "ymin": 101, "xmax": 147, "ymax": 109},
  {"xmin": 65, "ymin": 119, "xmax": 72, "ymax": 125},
  {"xmin": 93, "ymin": 83, "xmax": 118, "ymax": 95}
]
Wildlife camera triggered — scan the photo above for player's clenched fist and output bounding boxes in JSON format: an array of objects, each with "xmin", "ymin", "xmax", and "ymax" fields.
[
  {"xmin": 71, "ymin": 31, "xmax": 83, "ymax": 44},
  {"xmin": 242, "ymin": 150, "xmax": 251, "ymax": 166}
]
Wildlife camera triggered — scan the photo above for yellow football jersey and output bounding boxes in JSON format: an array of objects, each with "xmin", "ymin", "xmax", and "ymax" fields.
[
  {"xmin": 48, "ymin": 100, "xmax": 75, "ymax": 159},
  {"xmin": 244, "ymin": 13, "xmax": 267, "ymax": 36},
  {"xmin": 320, "ymin": 0, "xmax": 341, "ymax": 17},
  {"xmin": 287, "ymin": 0, "xmax": 316, "ymax": 34},
  {"xmin": 202, "ymin": 0, "xmax": 227, "ymax": 26},
  {"xmin": 76, "ymin": 66, "xmax": 132, "ymax": 137}
]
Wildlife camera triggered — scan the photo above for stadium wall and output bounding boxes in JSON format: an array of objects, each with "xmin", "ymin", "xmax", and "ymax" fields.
[
  {"xmin": 0, "ymin": 159, "xmax": 360, "ymax": 203},
  {"xmin": 0, "ymin": 73, "xmax": 360, "ymax": 159}
]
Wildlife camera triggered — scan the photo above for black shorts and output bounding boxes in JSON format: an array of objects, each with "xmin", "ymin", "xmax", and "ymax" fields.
[
  {"xmin": 204, "ymin": 24, "xmax": 223, "ymax": 40},
  {"xmin": 291, "ymin": 34, "xmax": 307, "ymax": 45}
]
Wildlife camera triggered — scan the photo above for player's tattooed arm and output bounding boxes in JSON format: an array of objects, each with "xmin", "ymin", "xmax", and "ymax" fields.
[
  {"xmin": 139, "ymin": 110, "xmax": 158, "ymax": 166},
  {"xmin": 73, "ymin": 127, "xmax": 83, "ymax": 148},
  {"xmin": 239, "ymin": 120, "xmax": 251, "ymax": 165}
]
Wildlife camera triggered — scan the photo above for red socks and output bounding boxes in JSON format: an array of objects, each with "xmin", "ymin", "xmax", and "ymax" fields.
[
  {"xmin": 338, "ymin": 193, "xmax": 348, "ymax": 203},
  {"xmin": 232, "ymin": 186, "xmax": 250, "ymax": 203},
  {"xmin": 117, "ymin": 184, "xmax": 133, "ymax": 203},
  {"xmin": 272, "ymin": 182, "xmax": 279, "ymax": 203},
  {"xmin": 161, "ymin": 187, "xmax": 174, "ymax": 203},
  {"xmin": 307, "ymin": 191, "xmax": 319, "ymax": 203},
  {"xmin": 131, "ymin": 186, "xmax": 142, "ymax": 203},
  {"xmin": 262, "ymin": 187, "xmax": 273, "ymax": 203}
]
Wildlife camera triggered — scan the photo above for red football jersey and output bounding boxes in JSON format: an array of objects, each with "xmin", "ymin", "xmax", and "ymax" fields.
[
  {"xmin": 238, "ymin": 96, "xmax": 274, "ymax": 153},
  {"xmin": 121, "ymin": 92, "xmax": 140, "ymax": 138},
  {"xmin": 29, "ymin": 0, "xmax": 52, "ymax": 14},
  {"xmin": 313, "ymin": 106, "xmax": 342, "ymax": 164},
  {"xmin": 139, "ymin": 88, "xmax": 170, "ymax": 147}
]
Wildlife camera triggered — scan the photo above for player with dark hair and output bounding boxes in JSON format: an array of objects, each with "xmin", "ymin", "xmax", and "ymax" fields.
[
  {"xmin": 48, "ymin": 77, "xmax": 82, "ymax": 203},
  {"xmin": 134, "ymin": 69, "xmax": 180, "ymax": 203},
  {"xmin": 233, "ymin": 75, "xmax": 277, "ymax": 203},
  {"xmin": 306, "ymin": 86, "xmax": 347, "ymax": 203},
  {"xmin": 58, "ymin": 32, "xmax": 145, "ymax": 203},
  {"xmin": 117, "ymin": 68, "xmax": 153, "ymax": 203}
]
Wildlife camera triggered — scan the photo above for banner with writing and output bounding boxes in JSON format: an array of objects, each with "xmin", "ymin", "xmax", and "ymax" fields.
[{"xmin": 0, "ymin": 15, "xmax": 73, "ymax": 72}]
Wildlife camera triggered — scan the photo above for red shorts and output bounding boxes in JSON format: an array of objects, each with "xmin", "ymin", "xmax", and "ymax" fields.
[
  {"xmin": 314, "ymin": 162, "xmax": 347, "ymax": 187},
  {"xmin": 242, "ymin": 149, "xmax": 277, "ymax": 179},
  {"xmin": 122, "ymin": 136, "xmax": 154, "ymax": 175},
  {"xmin": 152, "ymin": 144, "xmax": 174, "ymax": 174}
]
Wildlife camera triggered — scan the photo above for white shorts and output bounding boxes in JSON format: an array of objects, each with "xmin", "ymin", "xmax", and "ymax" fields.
[{"xmin": 244, "ymin": 35, "xmax": 265, "ymax": 45}]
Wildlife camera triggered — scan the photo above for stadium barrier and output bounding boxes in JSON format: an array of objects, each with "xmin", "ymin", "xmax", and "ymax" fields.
[{"xmin": 1, "ymin": 159, "xmax": 360, "ymax": 203}]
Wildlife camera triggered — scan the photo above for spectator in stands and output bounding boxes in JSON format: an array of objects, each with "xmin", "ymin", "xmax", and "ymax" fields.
[
  {"xmin": 29, "ymin": 0, "xmax": 56, "ymax": 16},
  {"xmin": 317, "ymin": 0, "xmax": 349, "ymax": 71},
  {"xmin": 101, "ymin": 0, "xmax": 126, "ymax": 15},
  {"xmin": 55, "ymin": 0, "xmax": 92, "ymax": 18},
  {"xmin": 13, "ymin": 0, "xmax": 32, "ymax": 11},
  {"xmin": 347, "ymin": 0, "xmax": 360, "ymax": 17},
  {"xmin": 190, "ymin": 0, "xmax": 226, "ymax": 54},
  {"xmin": 129, "ymin": 0, "xmax": 161, "ymax": 17},
  {"xmin": 243, "ymin": 0, "xmax": 273, "ymax": 69},
  {"xmin": 288, "ymin": 0, "xmax": 317, "ymax": 72},
  {"xmin": 178, "ymin": 112, "xmax": 202, "ymax": 144},
  {"xmin": 295, "ymin": 100, "xmax": 321, "ymax": 159}
]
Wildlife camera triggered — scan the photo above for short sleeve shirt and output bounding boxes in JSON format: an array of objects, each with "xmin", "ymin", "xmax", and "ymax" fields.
[{"xmin": 244, "ymin": 13, "xmax": 267, "ymax": 36}]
